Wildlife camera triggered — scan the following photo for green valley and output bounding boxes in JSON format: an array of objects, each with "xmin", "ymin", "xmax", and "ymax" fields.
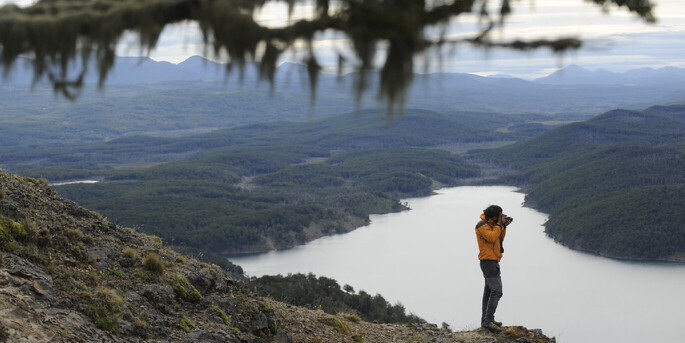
[
  {"xmin": 4, "ymin": 91, "xmax": 683, "ymax": 262},
  {"xmin": 2, "ymin": 109, "xmax": 553, "ymax": 255}
]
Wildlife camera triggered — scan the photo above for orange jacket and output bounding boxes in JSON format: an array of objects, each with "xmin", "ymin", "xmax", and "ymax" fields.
[{"xmin": 475, "ymin": 213, "xmax": 506, "ymax": 261}]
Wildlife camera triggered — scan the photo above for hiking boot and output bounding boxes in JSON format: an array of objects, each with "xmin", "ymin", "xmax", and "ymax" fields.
[
  {"xmin": 482, "ymin": 322, "xmax": 502, "ymax": 333},
  {"xmin": 493, "ymin": 320, "xmax": 502, "ymax": 327}
]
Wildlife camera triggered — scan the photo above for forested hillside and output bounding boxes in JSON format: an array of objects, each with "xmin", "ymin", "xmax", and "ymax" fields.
[
  {"xmin": 0, "ymin": 109, "xmax": 541, "ymax": 180},
  {"xmin": 473, "ymin": 105, "xmax": 685, "ymax": 261},
  {"xmin": 7, "ymin": 110, "xmax": 547, "ymax": 255},
  {"xmin": 251, "ymin": 273, "xmax": 425, "ymax": 325}
]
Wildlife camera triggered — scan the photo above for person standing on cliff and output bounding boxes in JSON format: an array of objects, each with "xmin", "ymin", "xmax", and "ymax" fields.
[{"xmin": 475, "ymin": 204, "xmax": 513, "ymax": 332}]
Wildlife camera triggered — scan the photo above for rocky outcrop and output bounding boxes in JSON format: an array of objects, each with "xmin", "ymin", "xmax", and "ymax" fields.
[
  {"xmin": 268, "ymin": 299, "xmax": 555, "ymax": 343},
  {"xmin": 0, "ymin": 171, "xmax": 282, "ymax": 342},
  {"xmin": 0, "ymin": 170, "xmax": 555, "ymax": 342}
]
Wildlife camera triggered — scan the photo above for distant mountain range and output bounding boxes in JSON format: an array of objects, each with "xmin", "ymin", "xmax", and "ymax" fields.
[
  {"xmin": 5, "ymin": 55, "xmax": 685, "ymax": 87},
  {"xmin": 534, "ymin": 64, "xmax": 685, "ymax": 86},
  {"xmin": 3, "ymin": 55, "xmax": 685, "ymax": 117},
  {"xmin": 0, "ymin": 55, "xmax": 318, "ymax": 86}
]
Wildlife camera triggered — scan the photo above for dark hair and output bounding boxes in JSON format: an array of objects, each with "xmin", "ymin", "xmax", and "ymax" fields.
[{"xmin": 483, "ymin": 205, "xmax": 503, "ymax": 221}]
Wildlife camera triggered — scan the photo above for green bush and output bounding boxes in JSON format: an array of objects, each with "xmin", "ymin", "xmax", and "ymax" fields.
[{"xmin": 0, "ymin": 218, "xmax": 27, "ymax": 242}]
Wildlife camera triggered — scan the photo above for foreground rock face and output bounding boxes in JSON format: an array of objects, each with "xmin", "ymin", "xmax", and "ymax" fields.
[
  {"xmin": 0, "ymin": 171, "xmax": 555, "ymax": 342},
  {"xmin": 268, "ymin": 299, "xmax": 555, "ymax": 343}
]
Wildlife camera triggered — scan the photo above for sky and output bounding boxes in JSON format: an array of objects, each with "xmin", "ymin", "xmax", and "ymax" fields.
[{"xmin": 2, "ymin": 0, "xmax": 684, "ymax": 79}]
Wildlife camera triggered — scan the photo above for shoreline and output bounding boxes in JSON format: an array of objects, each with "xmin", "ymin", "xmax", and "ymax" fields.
[
  {"xmin": 227, "ymin": 184, "xmax": 685, "ymax": 265},
  {"xmin": 48, "ymin": 179, "xmax": 101, "ymax": 186},
  {"xmin": 546, "ymin": 236, "xmax": 685, "ymax": 264}
]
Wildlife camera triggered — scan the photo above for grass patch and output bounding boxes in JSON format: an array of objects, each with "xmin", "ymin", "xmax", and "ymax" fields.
[
  {"xmin": 122, "ymin": 247, "xmax": 137, "ymax": 259},
  {"xmin": 341, "ymin": 312, "xmax": 362, "ymax": 323},
  {"xmin": 319, "ymin": 317, "xmax": 350, "ymax": 334},
  {"xmin": 151, "ymin": 236, "xmax": 163, "ymax": 246},
  {"xmin": 142, "ymin": 252, "xmax": 164, "ymax": 275},
  {"xmin": 108, "ymin": 269, "xmax": 126, "ymax": 278},
  {"xmin": 174, "ymin": 275, "xmax": 202, "ymax": 302},
  {"xmin": 84, "ymin": 286, "xmax": 125, "ymax": 332},
  {"xmin": 179, "ymin": 315, "xmax": 195, "ymax": 333},
  {"xmin": 132, "ymin": 268, "xmax": 160, "ymax": 281},
  {"xmin": 211, "ymin": 304, "xmax": 231, "ymax": 326},
  {"xmin": 65, "ymin": 228, "xmax": 84, "ymax": 241},
  {"xmin": 95, "ymin": 317, "xmax": 119, "ymax": 332}
]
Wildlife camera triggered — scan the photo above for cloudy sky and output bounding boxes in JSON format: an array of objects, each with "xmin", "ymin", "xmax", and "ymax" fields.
[{"xmin": 2, "ymin": 0, "xmax": 684, "ymax": 79}]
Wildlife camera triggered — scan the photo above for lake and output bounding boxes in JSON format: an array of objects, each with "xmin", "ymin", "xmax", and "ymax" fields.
[{"xmin": 229, "ymin": 186, "xmax": 685, "ymax": 343}]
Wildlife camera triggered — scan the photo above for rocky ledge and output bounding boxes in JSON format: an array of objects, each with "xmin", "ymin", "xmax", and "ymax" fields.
[{"xmin": 0, "ymin": 170, "xmax": 554, "ymax": 342}]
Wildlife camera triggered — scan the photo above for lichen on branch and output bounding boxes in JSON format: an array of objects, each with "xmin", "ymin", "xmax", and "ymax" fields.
[{"xmin": 0, "ymin": 0, "xmax": 655, "ymax": 106}]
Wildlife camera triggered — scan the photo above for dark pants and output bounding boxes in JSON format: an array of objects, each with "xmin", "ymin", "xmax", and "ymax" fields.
[{"xmin": 480, "ymin": 260, "xmax": 503, "ymax": 326}]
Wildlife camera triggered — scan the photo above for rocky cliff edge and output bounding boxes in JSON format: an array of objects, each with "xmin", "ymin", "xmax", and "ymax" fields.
[{"xmin": 0, "ymin": 170, "xmax": 554, "ymax": 343}]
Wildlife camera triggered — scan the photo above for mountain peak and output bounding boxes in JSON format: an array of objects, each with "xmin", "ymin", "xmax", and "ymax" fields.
[
  {"xmin": 560, "ymin": 64, "xmax": 590, "ymax": 73},
  {"xmin": 177, "ymin": 55, "xmax": 214, "ymax": 66}
]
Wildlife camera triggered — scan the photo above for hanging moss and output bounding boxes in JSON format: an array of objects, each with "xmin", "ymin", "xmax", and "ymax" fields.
[{"xmin": 0, "ymin": 0, "xmax": 655, "ymax": 108}]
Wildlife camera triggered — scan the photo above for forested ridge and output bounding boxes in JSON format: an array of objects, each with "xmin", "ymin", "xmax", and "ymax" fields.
[
  {"xmin": 5, "ymin": 109, "xmax": 549, "ymax": 255},
  {"xmin": 0, "ymin": 109, "xmax": 540, "ymax": 179},
  {"xmin": 251, "ymin": 273, "xmax": 425, "ymax": 325},
  {"xmin": 473, "ymin": 104, "xmax": 685, "ymax": 261}
]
